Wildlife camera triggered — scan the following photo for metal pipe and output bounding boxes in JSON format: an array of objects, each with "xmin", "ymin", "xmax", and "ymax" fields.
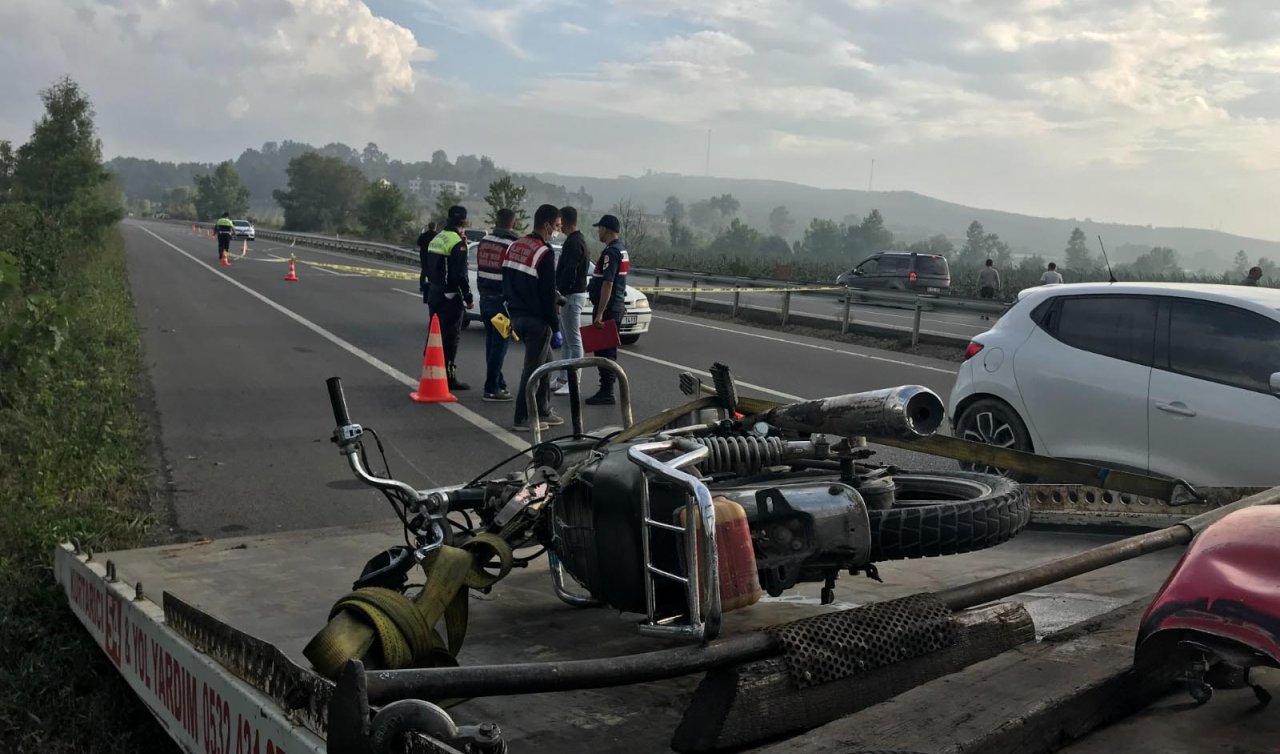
[
  {"xmin": 937, "ymin": 484, "xmax": 1280, "ymax": 610},
  {"xmin": 750, "ymin": 386, "xmax": 945, "ymax": 441}
]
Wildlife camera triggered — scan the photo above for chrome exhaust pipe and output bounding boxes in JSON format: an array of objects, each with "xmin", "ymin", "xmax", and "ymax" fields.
[{"xmin": 750, "ymin": 386, "xmax": 945, "ymax": 440}]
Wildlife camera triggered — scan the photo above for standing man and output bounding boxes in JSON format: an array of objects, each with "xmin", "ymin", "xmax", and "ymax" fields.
[
  {"xmin": 416, "ymin": 221, "xmax": 438, "ymax": 294},
  {"xmin": 424, "ymin": 207, "xmax": 473, "ymax": 391},
  {"xmin": 977, "ymin": 258, "xmax": 1000, "ymax": 320},
  {"xmin": 585, "ymin": 214, "xmax": 628, "ymax": 406},
  {"xmin": 1040, "ymin": 262, "xmax": 1064, "ymax": 286},
  {"xmin": 503, "ymin": 204, "xmax": 565, "ymax": 431},
  {"xmin": 554, "ymin": 205, "xmax": 589, "ymax": 395},
  {"xmin": 475, "ymin": 209, "xmax": 520, "ymax": 401},
  {"xmin": 1244, "ymin": 266, "xmax": 1263, "ymax": 286},
  {"xmin": 214, "ymin": 211, "xmax": 234, "ymax": 263}
]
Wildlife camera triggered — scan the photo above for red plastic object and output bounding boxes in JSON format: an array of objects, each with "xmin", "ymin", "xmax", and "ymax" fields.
[
  {"xmin": 581, "ymin": 320, "xmax": 621, "ymax": 353},
  {"xmin": 1137, "ymin": 505, "xmax": 1280, "ymax": 665}
]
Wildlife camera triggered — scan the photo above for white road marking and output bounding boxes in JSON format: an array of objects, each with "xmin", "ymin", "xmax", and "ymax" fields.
[
  {"xmin": 135, "ymin": 223, "xmax": 528, "ymax": 452},
  {"xmin": 393, "ymin": 288, "xmax": 420, "ymax": 297},
  {"xmin": 617, "ymin": 351, "xmax": 806, "ymax": 402},
  {"xmin": 649, "ymin": 314, "xmax": 958, "ymax": 375}
]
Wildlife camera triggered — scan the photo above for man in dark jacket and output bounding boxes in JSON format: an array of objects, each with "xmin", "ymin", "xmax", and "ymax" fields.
[
  {"xmin": 424, "ymin": 208, "xmax": 472, "ymax": 391},
  {"xmin": 553, "ymin": 205, "xmax": 589, "ymax": 394},
  {"xmin": 503, "ymin": 204, "xmax": 564, "ymax": 431},
  {"xmin": 475, "ymin": 209, "xmax": 520, "ymax": 401},
  {"xmin": 416, "ymin": 222, "xmax": 437, "ymax": 292},
  {"xmin": 586, "ymin": 214, "xmax": 628, "ymax": 405}
]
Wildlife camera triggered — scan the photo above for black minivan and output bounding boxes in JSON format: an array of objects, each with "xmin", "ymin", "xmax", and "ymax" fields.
[{"xmin": 836, "ymin": 251, "xmax": 951, "ymax": 293}]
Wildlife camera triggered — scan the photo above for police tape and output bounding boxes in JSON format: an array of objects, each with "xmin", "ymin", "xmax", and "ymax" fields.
[
  {"xmin": 634, "ymin": 284, "xmax": 843, "ymax": 294},
  {"xmin": 274, "ymin": 257, "xmax": 841, "ymax": 293}
]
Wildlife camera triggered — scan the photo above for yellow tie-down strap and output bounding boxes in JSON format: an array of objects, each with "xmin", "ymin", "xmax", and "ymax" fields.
[{"xmin": 296, "ymin": 259, "xmax": 420, "ymax": 281}]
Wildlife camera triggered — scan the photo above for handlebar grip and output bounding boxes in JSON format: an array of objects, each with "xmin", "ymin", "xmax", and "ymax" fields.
[{"xmin": 327, "ymin": 377, "xmax": 351, "ymax": 427}]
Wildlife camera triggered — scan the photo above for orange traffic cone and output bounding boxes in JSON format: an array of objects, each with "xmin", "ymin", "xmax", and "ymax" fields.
[
  {"xmin": 410, "ymin": 315, "xmax": 457, "ymax": 403},
  {"xmin": 284, "ymin": 256, "xmax": 299, "ymax": 282},
  {"xmin": 241, "ymin": 239, "xmax": 249, "ymax": 256}
]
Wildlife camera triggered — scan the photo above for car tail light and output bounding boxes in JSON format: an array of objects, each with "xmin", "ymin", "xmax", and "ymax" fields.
[
  {"xmin": 963, "ymin": 342, "xmax": 984, "ymax": 361},
  {"xmin": 909, "ymin": 271, "xmax": 918, "ymax": 282}
]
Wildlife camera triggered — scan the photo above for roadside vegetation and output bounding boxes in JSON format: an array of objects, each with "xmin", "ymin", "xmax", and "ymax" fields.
[{"xmin": 0, "ymin": 78, "xmax": 170, "ymax": 753}]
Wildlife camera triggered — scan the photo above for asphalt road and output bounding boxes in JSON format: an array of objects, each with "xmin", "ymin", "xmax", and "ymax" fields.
[
  {"xmin": 643, "ymin": 269, "xmax": 997, "ymax": 341},
  {"xmin": 124, "ymin": 221, "xmax": 961, "ymax": 540}
]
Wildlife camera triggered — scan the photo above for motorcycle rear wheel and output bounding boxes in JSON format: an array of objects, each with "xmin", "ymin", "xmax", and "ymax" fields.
[{"xmin": 870, "ymin": 471, "xmax": 1030, "ymax": 561}]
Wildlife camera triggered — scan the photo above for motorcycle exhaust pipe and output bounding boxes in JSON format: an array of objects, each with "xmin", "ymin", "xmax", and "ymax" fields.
[{"xmin": 748, "ymin": 385, "xmax": 945, "ymax": 441}]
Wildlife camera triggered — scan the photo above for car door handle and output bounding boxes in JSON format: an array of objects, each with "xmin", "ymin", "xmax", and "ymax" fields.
[{"xmin": 1155, "ymin": 401, "xmax": 1197, "ymax": 417}]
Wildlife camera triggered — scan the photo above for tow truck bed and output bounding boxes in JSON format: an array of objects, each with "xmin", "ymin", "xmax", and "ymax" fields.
[{"xmin": 61, "ymin": 520, "xmax": 1195, "ymax": 752}]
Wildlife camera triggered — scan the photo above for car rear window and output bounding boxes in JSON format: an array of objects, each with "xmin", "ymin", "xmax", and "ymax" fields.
[
  {"xmin": 1051, "ymin": 295, "xmax": 1156, "ymax": 366},
  {"xmin": 914, "ymin": 256, "xmax": 949, "ymax": 276},
  {"xmin": 1167, "ymin": 299, "xmax": 1280, "ymax": 393}
]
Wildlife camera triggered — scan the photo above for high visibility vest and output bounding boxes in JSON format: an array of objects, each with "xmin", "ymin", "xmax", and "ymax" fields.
[
  {"xmin": 427, "ymin": 230, "xmax": 463, "ymax": 256},
  {"xmin": 215, "ymin": 217, "xmax": 234, "ymax": 233}
]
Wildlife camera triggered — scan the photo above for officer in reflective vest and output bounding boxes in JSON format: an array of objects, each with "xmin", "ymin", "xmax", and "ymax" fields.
[
  {"xmin": 214, "ymin": 212, "xmax": 234, "ymax": 262},
  {"xmin": 474, "ymin": 209, "xmax": 520, "ymax": 401},
  {"xmin": 424, "ymin": 205, "xmax": 474, "ymax": 391}
]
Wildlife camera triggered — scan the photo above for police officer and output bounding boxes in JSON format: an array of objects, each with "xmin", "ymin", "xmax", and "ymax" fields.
[
  {"xmin": 503, "ymin": 204, "xmax": 565, "ymax": 431},
  {"xmin": 475, "ymin": 209, "xmax": 520, "ymax": 401},
  {"xmin": 214, "ymin": 211, "xmax": 234, "ymax": 263},
  {"xmin": 586, "ymin": 214, "xmax": 628, "ymax": 405},
  {"xmin": 424, "ymin": 206, "xmax": 473, "ymax": 391}
]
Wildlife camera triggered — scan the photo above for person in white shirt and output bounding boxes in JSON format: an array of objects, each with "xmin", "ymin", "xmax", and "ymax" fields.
[
  {"xmin": 1040, "ymin": 262, "xmax": 1064, "ymax": 285},
  {"xmin": 977, "ymin": 258, "xmax": 1000, "ymax": 320}
]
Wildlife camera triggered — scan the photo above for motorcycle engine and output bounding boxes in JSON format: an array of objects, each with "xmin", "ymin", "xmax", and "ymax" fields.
[{"xmin": 553, "ymin": 441, "xmax": 873, "ymax": 615}]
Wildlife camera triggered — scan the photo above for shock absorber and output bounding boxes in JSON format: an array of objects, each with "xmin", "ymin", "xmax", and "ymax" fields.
[{"xmin": 690, "ymin": 436, "xmax": 806, "ymax": 475}]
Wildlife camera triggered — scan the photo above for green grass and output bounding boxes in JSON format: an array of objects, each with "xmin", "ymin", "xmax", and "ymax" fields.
[{"xmin": 0, "ymin": 227, "xmax": 174, "ymax": 753}]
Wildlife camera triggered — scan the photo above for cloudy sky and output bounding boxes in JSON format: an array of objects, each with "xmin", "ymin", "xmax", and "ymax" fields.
[{"xmin": 2, "ymin": 0, "xmax": 1279, "ymax": 239}]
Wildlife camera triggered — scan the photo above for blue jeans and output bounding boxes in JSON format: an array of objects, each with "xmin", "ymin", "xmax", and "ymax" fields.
[
  {"xmin": 479, "ymin": 294, "xmax": 510, "ymax": 395},
  {"xmin": 558, "ymin": 292, "xmax": 588, "ymax": 381}
]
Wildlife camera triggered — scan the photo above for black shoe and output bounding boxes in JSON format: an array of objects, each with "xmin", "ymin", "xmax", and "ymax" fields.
[
  {"xmin": 446, "ymin": 364, "xmax": 470, "ymax": 391},
  {"xmin": 585, "ymin": 392, "xmax": 615, "ymax": 406}
]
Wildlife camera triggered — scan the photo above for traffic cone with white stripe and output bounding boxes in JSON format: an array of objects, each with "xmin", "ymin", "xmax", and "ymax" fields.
[
  {"xmin": 410, "ymin": 315, "xmax": 457, "ymax": 403},
  {"xmin": 284, "ymin": 255, "xmax": 299, "ymax": 282}
]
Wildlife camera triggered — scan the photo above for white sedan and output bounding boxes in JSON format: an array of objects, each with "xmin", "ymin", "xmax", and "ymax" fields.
[{"xmin": 948, "ymin": 282, "xmax": 1280, "ymax": 487}]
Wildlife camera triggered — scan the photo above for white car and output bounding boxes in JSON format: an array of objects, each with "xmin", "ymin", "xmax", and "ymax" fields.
[
  {"xmin": 948, "ymin": 282, "xmax": 1280, "ymax": 487},
  {"xmin": 461, "ymin": 243, "xmax": 652, "ymax": 345},
  {"xmin": 231, "ymin": 219, "xmax": 255, "ymax": 240}
]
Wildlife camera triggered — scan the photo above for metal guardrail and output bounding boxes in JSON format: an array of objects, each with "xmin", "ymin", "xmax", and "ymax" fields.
[{"xmin": 173, "ymin": 220, "xmax": 992, "ymax": 345}]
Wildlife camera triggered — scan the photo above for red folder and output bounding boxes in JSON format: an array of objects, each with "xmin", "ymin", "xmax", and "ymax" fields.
[{"xmin": 581, "ymin": 320, "xmax": 622, "ymax": 352}]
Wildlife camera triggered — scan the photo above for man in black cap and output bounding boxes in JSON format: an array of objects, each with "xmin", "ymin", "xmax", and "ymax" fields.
[
  {"xmin": 424, "ymin": 206, "xmax": 473, "ymax": 391},
  {"xmin": 585, "ymin": 213, "xmax": 628, "ymax": 405}
]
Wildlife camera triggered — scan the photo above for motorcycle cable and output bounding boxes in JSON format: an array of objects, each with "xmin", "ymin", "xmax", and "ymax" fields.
[
  {"xmin": 460, "ymin": 434, "xmax": 609, "ymax": 489},
  {"xmin": 361, "ymin": 427, "xmax": 416, "ymax": 548}
]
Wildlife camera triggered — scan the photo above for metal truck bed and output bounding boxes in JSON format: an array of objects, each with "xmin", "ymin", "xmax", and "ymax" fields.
[{"xmin": 61, "ymin": 520, "xmax": 1191, "ymax": 753}]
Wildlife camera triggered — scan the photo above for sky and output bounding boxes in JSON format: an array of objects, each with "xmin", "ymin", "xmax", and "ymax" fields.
[{"xmin": 2, "ymin": 0, "xmax": 1279, "ymax": 240}]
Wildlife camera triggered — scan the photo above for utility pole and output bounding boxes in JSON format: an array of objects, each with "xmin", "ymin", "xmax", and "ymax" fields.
[{"xmin": 705, "ymin": 129, "xmax": 711, "ymax": 177}]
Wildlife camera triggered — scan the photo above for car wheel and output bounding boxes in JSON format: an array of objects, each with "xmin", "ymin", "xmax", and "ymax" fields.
[
  {"xmin": 954, "ymin": 398, "xmax": 1036, "ymax": 482},
  {"xmin": 620, "ymin": 334, "xmax": 640, "ymax": 346}
]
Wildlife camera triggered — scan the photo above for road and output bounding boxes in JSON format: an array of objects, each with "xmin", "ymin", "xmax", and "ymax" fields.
[
  {"xmin": 126, "ymin": 221, "xmax": 961, "ymax": 539},
  {"xmin": 641, "ymin": 268, "xmax": 996, "ymax": 341}
]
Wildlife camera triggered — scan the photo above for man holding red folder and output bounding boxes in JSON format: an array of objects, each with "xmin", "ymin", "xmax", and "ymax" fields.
[{"xmin": 585, "ymin": 214, "xmax": 629, "ymax": 405}]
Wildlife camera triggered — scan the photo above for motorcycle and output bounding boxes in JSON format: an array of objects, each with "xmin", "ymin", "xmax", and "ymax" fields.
[{"xmin": 309, "ymin": 359, "xmax": 1030, "ymax": 676}]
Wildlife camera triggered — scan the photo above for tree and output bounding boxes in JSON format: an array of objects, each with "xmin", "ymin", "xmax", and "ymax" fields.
[
  {"xmin": 851, "ymin": 209, "xmax": 893, "ymax": 256},
  {"xmin": 664, "ymin": 195, "xmax": 685, "ymax": 225},
  {"xmin": 1130, "ymin": 246, "xmax": 1181, "ymax": 278},
  {"xmin": 432, "ymin": 188, "xmax": 463, "ymax": 227},
  {"xmin": 193, "ymin": 161, "xmax": 251, "ymax": 221},
  {"xmin": 768, "ymin": 205, "xmax": 795, "ymax": 238},
  {"xmin": 801, "ymin": 218, "xmax": 844, "ymax": 258},
  {"xmin": 611, "ymin": 198, "xmax": 650, "ymax": 255},
  {"xmin": 483, "ymin": 176, "xmax": 529, "ymax": 231},
  {"xmin": 907, "ymin": 234, "xmax": 955, "ymax": 260},
  {"xmin": 707, "ymin": 218, "xmax": 762, "ymax": 258},
  {"xmin": 272, "ymin": 152, "xmax": 368, "ymax": 231},
  {"xmin": 958, "ymin": 221, "xmax": 988, "ymax": 268},
  {"xmin": 163, "ymin": 187, "xmax": 197, "ymax": 220},
  {"xmin": 362, "ymin": 142, "xmax": 388, "ymax": 167},
  {"xmin": 0, "ymin": 140, "xmax": 15, "ymax": 201},
  {"xmin": 1064, "ymin": 227, "xmax": 1093, "ymax": 276},
  {"xmin": 359, "ymin": 180, "xmax": 413, "ymax": 241},
  {"xmin": 1233, "ymin": 250, "xmax": 1251, "ymax": 277},
  {"xmin": 13, "ymin": 77, "xmax": 111, "ymax": 218}
]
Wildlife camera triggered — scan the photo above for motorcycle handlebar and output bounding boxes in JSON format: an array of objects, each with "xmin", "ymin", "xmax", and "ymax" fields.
[{"xmin": 327, "ymin": 376, "xmax": 351, "ymax": 427}]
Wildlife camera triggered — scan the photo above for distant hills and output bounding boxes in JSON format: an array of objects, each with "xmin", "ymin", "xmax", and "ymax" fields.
[{"xmin": 530, "ymin": 172, "xmax": 1279, "ymax": 273}]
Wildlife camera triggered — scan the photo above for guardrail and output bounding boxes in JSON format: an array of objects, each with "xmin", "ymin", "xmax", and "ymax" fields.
[{"xmin": 174, "ymin": 220, "xmax": 994, "ymax": 347}]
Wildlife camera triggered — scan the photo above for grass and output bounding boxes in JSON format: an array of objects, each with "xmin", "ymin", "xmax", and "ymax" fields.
[{"xmin": 0, "ymin": 227, "xmax": 174, "ymax": 753}]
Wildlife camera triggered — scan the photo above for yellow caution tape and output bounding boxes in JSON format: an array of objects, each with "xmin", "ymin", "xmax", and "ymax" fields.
[{"xmin": 636, "ymin": 285, "xmax": 843, "ymax": 294}]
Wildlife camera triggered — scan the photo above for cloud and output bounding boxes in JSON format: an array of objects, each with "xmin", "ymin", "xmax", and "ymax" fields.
[{"xmin": 0, "ymin": 0, "xmax": 436, "ymax": 159}]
